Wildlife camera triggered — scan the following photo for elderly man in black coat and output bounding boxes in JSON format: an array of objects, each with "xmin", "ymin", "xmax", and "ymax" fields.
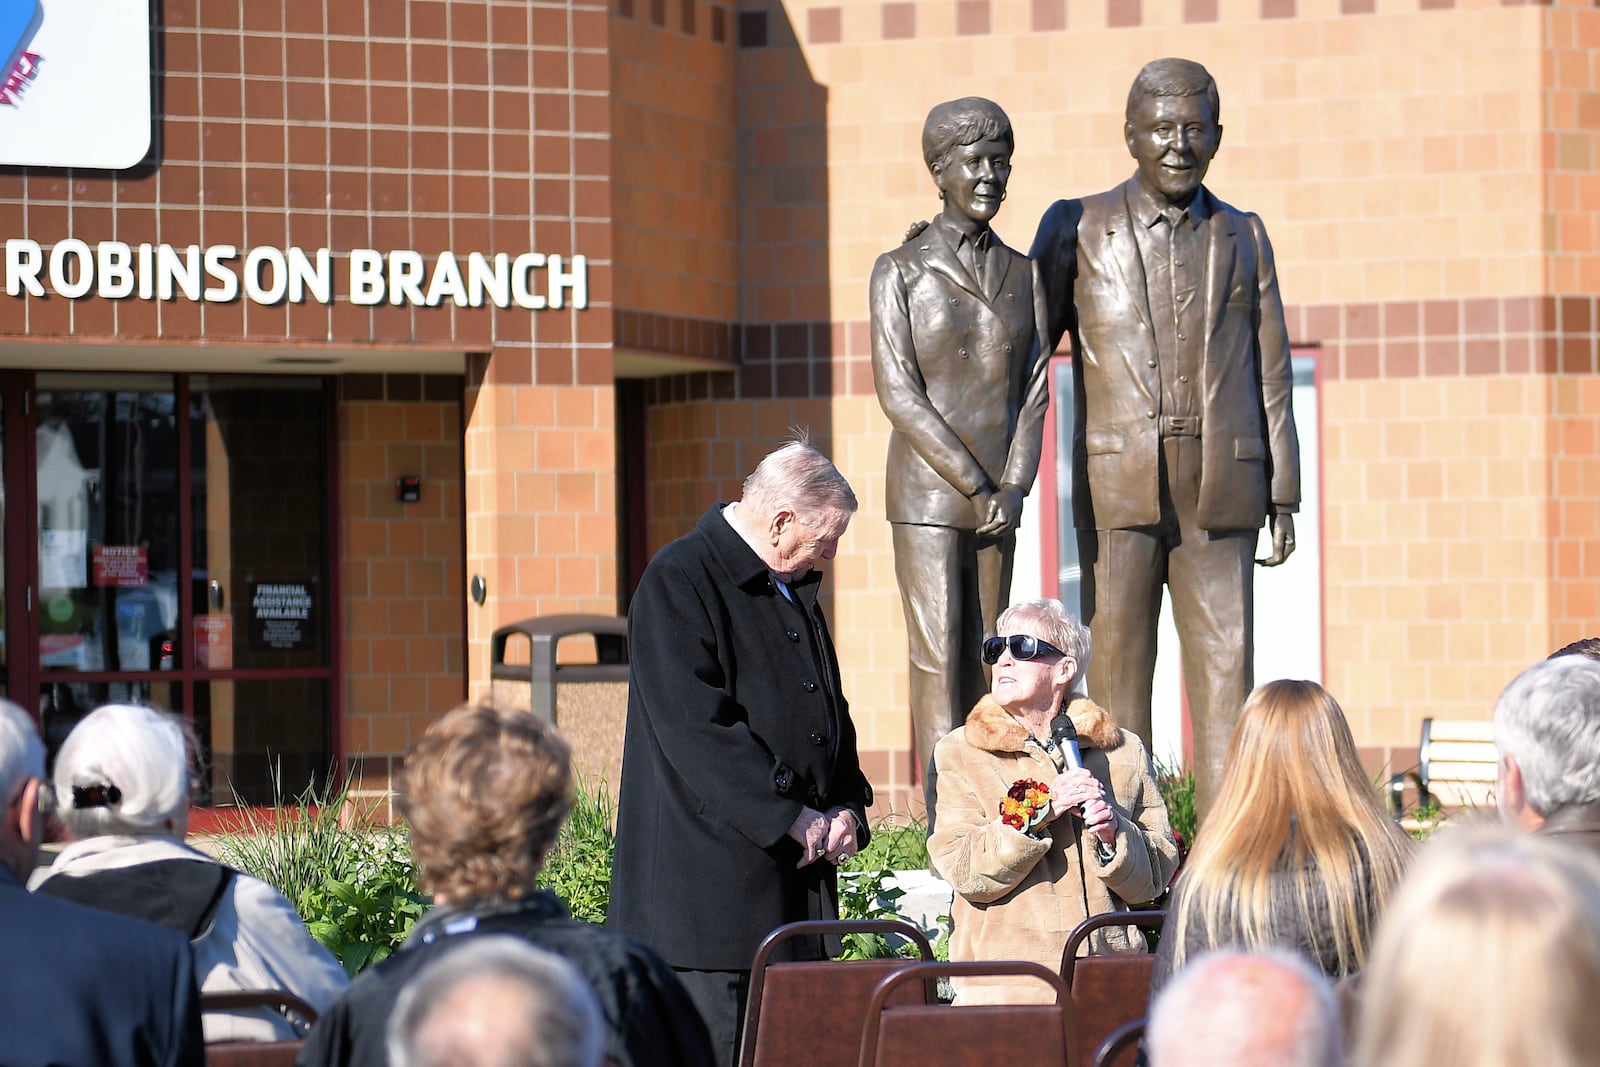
[{"xmin": 608, "ymin": 434, "xmax": 873, "ymax": 1067}]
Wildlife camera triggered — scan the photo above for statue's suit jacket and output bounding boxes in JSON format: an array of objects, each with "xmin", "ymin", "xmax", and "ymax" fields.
[
  {"xmin": 870, "ymin": 221, "xmax": 1051, "ymax": 527},
  {"xmin": 1031, "ymin": 181, "xmax": 1299, "ymax": 532}
]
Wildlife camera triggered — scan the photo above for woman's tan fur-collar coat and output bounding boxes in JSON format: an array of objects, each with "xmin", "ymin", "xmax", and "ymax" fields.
[{"xmin": 928, "ymin": 694, "xmax": 1180, "ymax": 1004}]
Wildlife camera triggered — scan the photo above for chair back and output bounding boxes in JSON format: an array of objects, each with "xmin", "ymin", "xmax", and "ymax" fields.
[
  {"xmin": 1061, "ymin": 910, "xmax": 1165, "ymax": 1067},
  {"xmin": 740, "ymin": 919, "xmax": 934, "ymax": 1067},
  {"xmin": 858, "ymin": 960, "xmax": 1074, "ymax": 1067},
  {"xmin": 200, "ymin": 990, "xmax": 317, "ymax": 1067},
  {"xmin": 203, "ymin": 1041, "xmax": 304, "ymax": 1067},
  {"xmin": 1093, "ymin": 1018, "xmax": 1146, "ymax": 1067}
]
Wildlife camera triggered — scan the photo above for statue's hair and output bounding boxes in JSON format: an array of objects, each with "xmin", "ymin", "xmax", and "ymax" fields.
[
  {"xmin": 921, "ymin": 97, "xmax": 1013, "ymax": 175},
  {"xmin": 1125, "ymin": 57, "xmax": 1220, "ymax": 123}
]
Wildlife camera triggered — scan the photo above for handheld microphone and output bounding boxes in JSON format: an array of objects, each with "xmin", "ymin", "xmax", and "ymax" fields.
[{"xmin": 1050, "ymin": 713, "xmax": 1116, "ymax": 865}]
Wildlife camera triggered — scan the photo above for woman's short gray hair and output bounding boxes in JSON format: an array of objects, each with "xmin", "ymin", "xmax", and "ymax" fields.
[
  {"xmin": 53, "ymin": 704, "xmax": 191, "ymax": 838},
  {"xmin": 995, "ymin": 599, "xmax": 1091, "ymax": 689}
]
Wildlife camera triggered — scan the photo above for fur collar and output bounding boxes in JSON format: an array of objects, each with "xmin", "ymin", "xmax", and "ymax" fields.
[{"xmin": 962, "ymin": 694, "xmax": 1124, "ymax": 755}]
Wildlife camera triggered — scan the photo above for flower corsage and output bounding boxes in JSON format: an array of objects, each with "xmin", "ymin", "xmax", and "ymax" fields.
[{"xmin": 1000, "ymin": 778, "xmax": 1053, "ymax": 838}]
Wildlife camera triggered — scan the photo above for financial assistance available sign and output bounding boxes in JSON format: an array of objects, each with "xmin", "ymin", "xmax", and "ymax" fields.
[{"xmin": 0, "ymin": 0, "xmax": 152, "ymax": 169}]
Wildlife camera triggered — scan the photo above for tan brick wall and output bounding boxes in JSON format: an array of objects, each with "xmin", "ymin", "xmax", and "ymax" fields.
[{"xmin": 340, "ymin": 376, "xmax": 467, "ymax": 756}]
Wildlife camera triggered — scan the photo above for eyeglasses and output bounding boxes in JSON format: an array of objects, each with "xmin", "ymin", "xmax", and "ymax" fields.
[{"xmin": 982, "ymin": 634, "xmax": 1067, "ymax": 665}]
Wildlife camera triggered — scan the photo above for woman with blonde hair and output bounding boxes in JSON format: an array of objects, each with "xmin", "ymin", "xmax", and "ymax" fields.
[
  {"xmin": 1355, "ymin": 827, "xmax": 1600, "ymax": 1067},
  {"xmin": 1151, "ymin": 679, "xmax": 1411, "ymax": 990}
]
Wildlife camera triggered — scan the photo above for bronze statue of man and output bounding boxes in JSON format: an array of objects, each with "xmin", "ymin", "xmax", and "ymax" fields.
[
  {"xmin": 870, "ymin": 97, "xmax": 1051, "ymax": 820},
  {"xmin": 1030, "ymin": 58, "xmax": 1300, "ymax": 819}
]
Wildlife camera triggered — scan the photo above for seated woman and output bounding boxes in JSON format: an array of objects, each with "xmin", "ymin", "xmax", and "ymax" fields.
[
  {"xmin": 32, "ymin": 703, "xmax": 348, "ymax": 1041},
  {"xmin": 1355, "ymin": 827, "xmax": 1600, "ymax": 1067},
  {"xmin": 928, "ymin": 599, "xmax": 1179, "ymax": 1004},
  {"xmin": 1151, "ymin": 679, "xmax": 1412, "ymax": 992}
]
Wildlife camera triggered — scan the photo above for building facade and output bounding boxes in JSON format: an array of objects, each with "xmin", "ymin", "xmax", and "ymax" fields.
[{"xmin": 2, "ymin": 0, "xmax": 1597, "ymax": 815}]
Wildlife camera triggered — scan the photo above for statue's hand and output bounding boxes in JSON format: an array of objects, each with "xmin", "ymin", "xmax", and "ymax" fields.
[
  {"xmin": 976, "ymin": 485, "xmax": 1025, "ymax": 538},
  {"xmin": 970, "ymin": 487, "xmax": 994, "ymax": 529},
  {"xmin": 1256, "ymin": 513, "xmax": 1296, "ymax": 567},
  {"xmin": 903, "ymin": 219, "xmax": 931, "ymax": 242}
]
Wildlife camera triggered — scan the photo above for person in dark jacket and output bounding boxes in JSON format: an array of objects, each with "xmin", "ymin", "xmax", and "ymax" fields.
[
  {"xmin": 298, "ymin": 701, "xmax": 712, "ymax": 1067},
  {"xmin": 0, "ymin": 699, "xmax": 204, "ymax": 1067},
  {"xmin": 1495, "ymin": 655, "xmax": 1600, "ymax": 866},
  {"xmin": 607, "ymin": 433, "xmax": 873, "ymax": 1067}
]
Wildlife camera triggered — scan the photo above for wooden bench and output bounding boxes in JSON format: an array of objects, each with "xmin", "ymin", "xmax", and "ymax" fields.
[{"xmin": 1386, "ymin": 718, "xmax": 1498, "ymax": 821}]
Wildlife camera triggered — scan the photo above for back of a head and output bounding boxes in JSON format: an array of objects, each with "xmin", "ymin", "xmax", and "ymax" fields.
[
  {"xmin": 398, "ymin": 701, "xmax": 574, "ymax": 904},
  {"xmin": 52, "ymin": 703, "xmax": 190, "ymax": 839},
  {"xmin": 0, "ymin": 700, "xmax": 44, "ymax": 808},
  {"xmin": 387, "ymin": 936, "xmax": 604, "ymax": 1067},
  {"xmin": 1173, "ymin": 680, "xmax": 1410, "ymax": 974},
  {"xmin": 1494, "ymin": 656, "xmax": 1600, "ymax": 816},
  {"xmin": 1549, "ymin": 636, "xmax": 1600, "ymax": 661},
  {"xmin": 1355, "ymin": 826, "xmax": 1600, "ymax": 1067},
  {"xmin": 1147, "ymin": 948, "xmax": 1340, "ymax": 1067}
]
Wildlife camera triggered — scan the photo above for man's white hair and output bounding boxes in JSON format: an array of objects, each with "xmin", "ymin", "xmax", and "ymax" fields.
[
  {"xmin": 1148, "ymin": 948, "xmax": 1341, "ymax": 1067},
  {"xmin": 387, "ymin": 936, "xmax": 605, "ymax": 1067},
  {"xmin": 0, "ymin": 700, "xmax": 44, "ymax": 805},
  {"xmin": 1494, "ymin": 656, "xmax": 1600, "ymax": 816}
]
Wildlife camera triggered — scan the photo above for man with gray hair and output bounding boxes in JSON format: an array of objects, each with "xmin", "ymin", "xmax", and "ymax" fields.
[
  {"xmin": 387, "ymin": 936, "xmax": 605, "ymax": 1067},
  {"xmin": 609, "ymin": 432, "xmax": 873, "ymax": 1067},
  {"xmin": 0, "ymin": 700, "xmax": 205, "ymax": 1066},
  {"xmin": 1147, "ymin": 948, "xmax": 1341, "ymax": 1067},
  {"xmin": 1494, "ymin": 655, "xmax": 1600, "ymax": 863}
]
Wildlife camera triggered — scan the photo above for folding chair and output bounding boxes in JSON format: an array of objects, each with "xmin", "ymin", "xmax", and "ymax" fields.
[
  {"xmin": 200, "ymin": 989, "xmax": 318, "ymax": 1067},
  {"xmin": 1060, "ymin": 910, "xmax": 1166, "ymax": 1067},
  {"xmin": 858, "ymin": 960, "xmax": 1074, "ymax": 1067},
  {"xmin": 739, "ymin": 919, "xmax": 935, "ymax": 1067}
]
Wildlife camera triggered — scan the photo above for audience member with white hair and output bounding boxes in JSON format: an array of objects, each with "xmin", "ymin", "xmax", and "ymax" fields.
[
  {"xmin": 1147, "ymin": 948, "xmax": 1341, "ymax": 1067},
  {"xmin": 1354, "ymin": 826, "xmax": 1600, "ymax": 1067},
  {"xmin": 0, "ymin": 699, "xmax": 206, "ymax": 1065},
  {"xmin": 31, "ymin": 703, "xmax": 347, "ymax": 1041},
  {"xmin": 387, "ymin": 936, "xmax": 604, "ymax": 1067},
  {"xmin": 1494, "ymin": 655, "xmax": 1600, "ymax": 863}
]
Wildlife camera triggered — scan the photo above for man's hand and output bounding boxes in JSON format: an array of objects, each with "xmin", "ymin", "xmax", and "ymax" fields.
[
  {"xmin": 1256, "ymin": 513, "xmax": 1296, "ymax": 567},
  {"xmin": 786, "ymin": 806, "xmax": 830, "ymax": 867},
  {"xmin": 976, "ymin": 485, "xmax": 1025, "ymax": 538},
  {"xmin": 822, "ymin": 807, "xmax": 860, "ymax": 866}
]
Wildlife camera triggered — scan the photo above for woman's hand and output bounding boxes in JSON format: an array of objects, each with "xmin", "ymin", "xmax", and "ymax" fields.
[
  {"xmin": 1080, "ymin": 795, "xmax": 1116, "ymax": 844},
  {"xmin": 1050, "ymin": 768, "xmax": 1104, "ymax": 818}
]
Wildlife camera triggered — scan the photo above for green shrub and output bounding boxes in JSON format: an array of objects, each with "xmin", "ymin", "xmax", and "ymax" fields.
[
  {"xmin": 537, "ymin": 775, "xmax": 616, "ymax": 924},
  {"xmin": 212, "ymin": 772, "xmax": 426, "ymax": 976},
  {"xmin": 1155, "ymin": 758, "xmax": 1196, "ymax": 857}
]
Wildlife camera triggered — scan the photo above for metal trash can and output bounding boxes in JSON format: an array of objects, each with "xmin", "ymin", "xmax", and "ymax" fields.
[{"xmin": 491, "ymin": 614, "xmax": 629, "ymax": 804}]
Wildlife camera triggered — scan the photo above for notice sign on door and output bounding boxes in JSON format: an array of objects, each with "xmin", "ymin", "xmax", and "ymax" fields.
[
  {"xmin": 92, "ymin": 544, "xmax": 147, "ymax": 586},
  {"xmin": 249, "ymin": 581, "xmax": 316, "ymax": 651},
  {"xmin": 194, "ymin": 613, "xmax": 232, "ymax": 670}
]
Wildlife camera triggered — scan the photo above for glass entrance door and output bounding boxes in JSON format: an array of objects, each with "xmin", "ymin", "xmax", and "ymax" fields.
[{"xmin": 19, "ymin": 372, "xmax": 337, "ymax": 805}]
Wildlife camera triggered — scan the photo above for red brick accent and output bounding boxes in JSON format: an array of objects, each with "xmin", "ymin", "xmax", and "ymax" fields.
[
  {"xmin": 882, "ymin": 2, "xmax": 916, "ymax": 39},
  {"xmin": 1032, "ymin": 0, "xmax": 1067, "ymax": 31},
  {"xmin": 1107, "ymin": 0, "xmax": 1141, "ymax": 28},
  {"xmin": 809, "ymin": 6, "xmax": 842, "ymax": 43},
  {"xmin": 957, "ymin": 0, "xmax": 992, "ymax": 35}
]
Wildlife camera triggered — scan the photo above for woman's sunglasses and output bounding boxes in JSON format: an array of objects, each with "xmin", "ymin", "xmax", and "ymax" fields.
[{"xmin": 981, "ymin": 634, "xmax": 1067, "ymax": 665}]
